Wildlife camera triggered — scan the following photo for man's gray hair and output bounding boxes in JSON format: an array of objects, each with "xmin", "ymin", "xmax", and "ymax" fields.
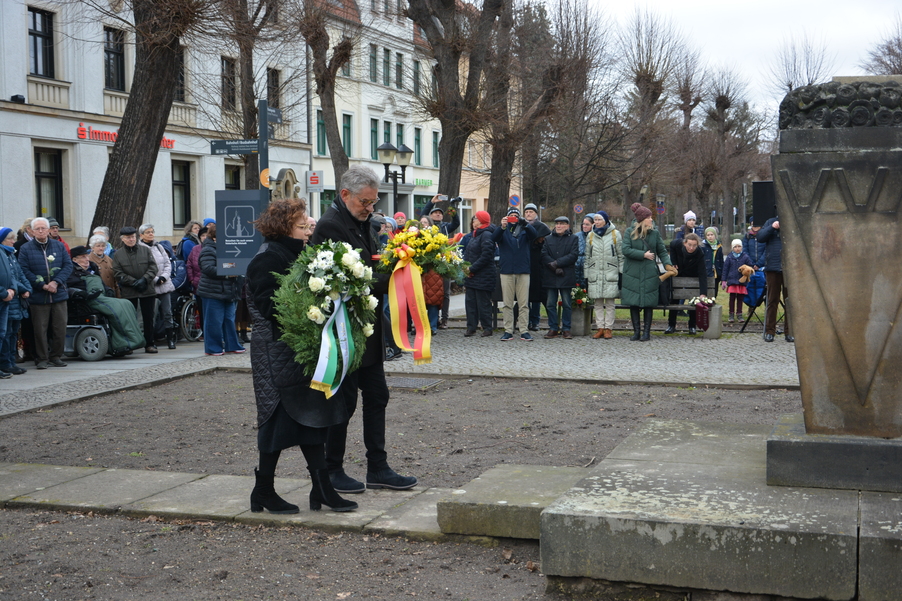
[
  {"xmin": 340, "ymin": 166, "xmax": 380, "ymax": 195},
  {"xmin": 89, "ymin": 234, "xmax": 107, "ymax": 247},
  {"xmin": 31, "ymin": 217, "xmax": 49, "ymax": 229},
  {"xmin": 138, "ymin": 223, "xmax": 154, "ymax": 235}
]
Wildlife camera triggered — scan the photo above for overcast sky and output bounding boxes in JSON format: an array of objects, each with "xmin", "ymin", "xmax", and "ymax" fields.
[{"xmin": 597, "ymin": 0, "xmax": 899, "ymax": 113}]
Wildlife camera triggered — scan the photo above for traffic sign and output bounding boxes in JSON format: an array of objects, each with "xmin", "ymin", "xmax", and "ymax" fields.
[
  {"xmin": 573, "ymin": 204, "xmax": 584, "ymax": 214},
  {"xmin": 211, "ymin": 139, "xmax": 260, "ymax": 155},
  {"xmin": 657, "ymin": 205, "xmax": 665, "ymax": 215},
  {"xmin": 509, "ymin": 195, "xmax": 520, "ymax": 207}
]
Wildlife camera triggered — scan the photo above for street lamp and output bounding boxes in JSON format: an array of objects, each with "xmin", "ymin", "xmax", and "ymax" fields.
[{"xmin": 377, "ymin": 143, "xmax": 414, "ymax": 211}]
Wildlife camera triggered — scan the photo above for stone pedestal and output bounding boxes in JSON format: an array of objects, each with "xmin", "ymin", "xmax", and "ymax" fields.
[{"xmin": 569, "ymin": 306, "xmax": 593, "ymax": 336}]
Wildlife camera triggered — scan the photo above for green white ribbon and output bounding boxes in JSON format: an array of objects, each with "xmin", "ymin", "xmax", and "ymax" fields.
[{"xmin": 310, "ymin": 294, "xmax": 356, "ymax": 398}]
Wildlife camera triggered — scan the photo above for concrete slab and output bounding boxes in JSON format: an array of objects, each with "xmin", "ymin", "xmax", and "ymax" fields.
[
  {"xmin": 122, "ymin": 474, "xmax": 307, "ymax": 520},
  {"xmin": 541, "ymin": 422, "xmax": 860, "ymax": 600},
  {"xmin": 859, "ymin": 492, "xmax": 902, "ymax": 601},
  {"xmin": 437, "ymin": 464, "xmax": 591, "ymax": 539},
  {"xmin": 8, "ymin": 468, "xmax": 203, "ymax": 512},
  {"xmin": 0, "ymin": 462, "xmax": 104, "ymax": 503},
  {"xmin": 366, "ymin": 487, "xmax": 454, "ymax": 541},
  {"xmin": 767, "ymin": 414, "xmax": 902, "ymax": 493},
  {"xmin": 236, "ymin": 487, "xmax": 420, "ymax": 532}
]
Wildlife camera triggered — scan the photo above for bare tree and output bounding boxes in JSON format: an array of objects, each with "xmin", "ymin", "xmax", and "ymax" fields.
[
  {"xmin": 671, "ymin": 44, "xmax": 705, "ymax": 130},
  {"xmin": 406, "ymin": 0, "xmax": 506, "ymax": 196},
  {"xmin": 860, "ymin": 13, "xmax": 902, "ymax": 75},
  {"xmin": 767, "ymin": 33, "xmax": 837, "ymax": 98},
  {"xmin": 91, "ymin": 0, "xmax": 208, "ymax": 232}
]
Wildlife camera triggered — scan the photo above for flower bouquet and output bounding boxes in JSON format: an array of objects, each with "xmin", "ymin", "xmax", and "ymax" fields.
[
  {"xmin": 273, "ymin": 241, "xmax": 377, "ymax": 397},
  {"xmin": 376, "ymin": 222, "xmax": 469, "ymax": 364},
  {"xmin": 571, "ymin": 286, "xmax": 591, "ymax": 308}
]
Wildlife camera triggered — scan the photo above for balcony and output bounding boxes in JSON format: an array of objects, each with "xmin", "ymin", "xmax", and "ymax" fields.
[
  {"xmin": 27, "ymin": 75, "xmax": 70, "ymax": 109},
  {"xmin": 103, "ymin": 89, "xmax": 129, "ymax": 116},
  {"xmin": 168, "ymin": 101, "xmax": 197, "ymax": 127}
]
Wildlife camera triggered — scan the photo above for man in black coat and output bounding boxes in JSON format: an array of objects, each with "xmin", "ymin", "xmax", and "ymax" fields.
[
  {"xmin": 756, "ymin": 216, "xmax": 793, "ymax": 343},
  {"xmin": 664, "ymin": 233, "xmax": 708, "ymax": 335},
  {"xmin": 524, "ymin": 203, "xmax": 551, "ymax": 331},
  {"xmin": 311, "ymin": 165, "xmax": 418, "ymax": 494},
  {"xmin": 541, "ymin": 217, "xmax": 579, "ymax": 339}
]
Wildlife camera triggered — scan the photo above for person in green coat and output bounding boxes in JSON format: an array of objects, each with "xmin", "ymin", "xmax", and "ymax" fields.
[{"xmin": 621, "ymin": 203, "xmax": 672, "ymax": 341}]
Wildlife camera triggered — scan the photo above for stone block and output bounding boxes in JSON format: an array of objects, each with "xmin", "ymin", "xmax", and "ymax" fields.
[
  {"xmin": 366, "ymin": 487, "xmax": 456, "ymax": 541},
  {"xmin": 767, "ymin": 414, "xmax": 902, "ymax": 493},
  {"xmin": 541, "ymin": 421, "xmax": 859, "ymax": 600},
  {"xmin": 0, "ymin": 462, "xmax": 103, "ymax": 503},
  {"xmin": 859, "ymin": 492, "xmax": 902, "ymax": 601},
  {"xmin": 703, "ymin": 304, "xmax": 723, "ymax": 339},
  {"xmin": 437, "ymin": 464, "xmax": 591, "ymax": 539}
]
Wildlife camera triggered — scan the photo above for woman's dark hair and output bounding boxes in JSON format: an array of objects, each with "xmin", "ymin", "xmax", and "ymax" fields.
[
  {"xmin": 206, "ymin": 222, "xmax": 217, "ymax": 241},
  {"xmin": 683, "ymin": 233, "xmax": 701, "ymax": 244},
  {"xmin": 254, "ymin": 198, "xmax": 307, "ymax": 238}
]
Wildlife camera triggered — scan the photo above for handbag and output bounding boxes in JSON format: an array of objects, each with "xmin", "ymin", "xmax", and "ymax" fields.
[{"xmin": 695, "ymin": 301, "xmax": 711, "ymax": 331}]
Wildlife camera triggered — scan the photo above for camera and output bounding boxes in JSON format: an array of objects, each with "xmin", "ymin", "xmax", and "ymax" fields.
[
  {"xmin": 507, "ymin": 214, "xmax": 519, "ymax": 224},
  {"xmin": 450, "ymin": 196, "xmax": 462, "ymax": 204}
]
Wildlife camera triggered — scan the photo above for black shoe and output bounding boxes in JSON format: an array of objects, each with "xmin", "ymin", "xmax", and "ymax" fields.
[
  {"xmin": 167, "ymin": 327, "xmax": 177, "ymax": 349},
  {"xmin": 240, "ymin": 331, "xmax": 251, "ymax": 343},
  {"xmin": 366, "ymin": 467, "xmax": 418, "ymax": 490},
  {"xmin": 785, "ymin": 335, "xmax": 795, "ymax": 342},
  {"xmin": 49, "ymin": 358, "xmax": 67, "ymax": 367},
  {"xmin": 528, "ymin": 324, "xmax": 539, "ymax": 332},
  {"xmin": 688, "ymin": 327, "xmax": 697, "ymax": 335},
  {"xmin": 310, "ymin": 469, "xmax": 358, "ymax": 512},
  {"xmin": 385, "ymin": 347, "xmax": 399, "ymax": 361},
  {"xmin": 7, "ymin": 365, "xmax": 26, "ymax": 375},
  {"xmin": 764, "ymin": 333, "xmax": 775, "ymax": 342},
  {"xmin": 250, "ymin": 469, "xmax": 300, "ymax": 514},
  {"xmin": 480, "ymin": 329, "xmax": 493, "ymax": 337},
  {"xmin": 329, "ymin": 470, "xmax": 366, "ymax": 494},
  {"xmin": 464, "ymin": 329, "xmax": 477, "ymax": 337},
  {"xmin": 36, "ymin": 361, "xmax": 49, "ymax": 370},
  {"xmin": 664, "ymin": 326, "xmax": 676, "ymax": 334},
  {"xmin": 145, "ymin": 345, "xmax": 158, "ymax": 354}
]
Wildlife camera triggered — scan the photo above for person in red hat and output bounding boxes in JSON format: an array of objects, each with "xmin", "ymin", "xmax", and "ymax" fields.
[{"xmin": 463, "ymin": 211, "xmax": 496, "ymax": 337}]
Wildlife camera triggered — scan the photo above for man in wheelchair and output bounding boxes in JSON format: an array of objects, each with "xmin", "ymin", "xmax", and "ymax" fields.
[{"xmin": 66, "ymin": 246, "xmax": 144, "ymax": 357}]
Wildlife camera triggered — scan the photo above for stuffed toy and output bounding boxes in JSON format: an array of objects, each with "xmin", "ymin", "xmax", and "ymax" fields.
[{"xmin": 738, "ymin": 264, "xmax": 755, "ymax": 284}]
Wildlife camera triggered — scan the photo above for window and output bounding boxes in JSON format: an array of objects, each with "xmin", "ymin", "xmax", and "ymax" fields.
[
  {"xmin": 221, "ymin": 57, "xmax": 237, "ymax": 110},
  {"xmin": 383, "ymin": 0, "xmax": 390, "ymax": 15},
  {"xmin": 28, "ymin": 7, "xmax": 55, "ymax": 78},
  {"xmin": 383, "ymin": 49, "xmax": 390, "ymax": 86},
  {"xmin": 371, "ymin": 0, "xmax": 377, "ymax": 11},
  {"xmin": 320, "ymin": 190, "xmax": 337, "ymax": 218},
  {"xmin": 370, "ymin": 119, "xmax": 379, "ymax": 160},
  {"xmin": 267, "ymin": 68, "xmax": 280, "ymax": 109},
  {"xmin": 34, "ymin": 148, "xmax": 63, "ymax": 224},
  {"xmin": 432, "ymin": 131, "xmax": 440, "ymax": 167},
  {"xmin": 342, "ymin": 114, "xmax": 352, "ymax": 156},
  {"xmin": 396, "ymin": 123, "xmax": 404, "ymax": 150},
  {"xmin": 225, "ymin": 165, "xmax": 241, "ymax": 190},
  {"xmin": 413, "ymin": 61, "xmax": 420, "ymax": 96},
  {"xmin": 395, "ymin": 53, "xmax": 403, "ymax": 89},
  {"xmin": 414, "ymin": 128, "xmax": 421, "ymax": 165},
  {"xmin": 369, "ymin": 45, "xmax": 378, "ymax": 82},
  {"xmin": 341, "ymin": 51, "xmax": 351, "ymax": 77},
  {"xmin": 316, "ymin": 110, "xmax": 327, "ymax": 155},
  {"xmin": 174, "ymin": 46, "xmax": 186, "ymax": 102},
  {"xmin": 104, "ymin": 27, "xmax": 126, "ymax": 91},
  {"xmin": 383, "ymin": 121, "xmax": 391, "ymax": 144},
  {"xmin": 172, "ymin": 161, "xmax": 191, "ymax": 228}
]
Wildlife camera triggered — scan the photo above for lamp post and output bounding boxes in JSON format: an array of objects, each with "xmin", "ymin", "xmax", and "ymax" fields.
[{"xmin": 377, "ymin": 142, "xmax": 413, "ymax": 214}]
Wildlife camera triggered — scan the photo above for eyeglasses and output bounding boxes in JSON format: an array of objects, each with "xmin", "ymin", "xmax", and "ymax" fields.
[
  {"xmin": 355, "ymin": 196, "xmax": 378, "ymax": 208},
  {"xmin": 294, "ymin": 223, "xmax": 312, "ymax": 231}
]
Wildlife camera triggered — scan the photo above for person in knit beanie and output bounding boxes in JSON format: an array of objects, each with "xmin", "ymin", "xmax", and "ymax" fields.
[{"xmin": 701, "ymin": 226, "xmax": 724, "ymax": 297}]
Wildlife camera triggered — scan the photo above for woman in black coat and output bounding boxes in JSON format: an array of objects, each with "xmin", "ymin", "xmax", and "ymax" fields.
[
  {"xmin": 197, "ymin": 224, "xmax": 245, "ymax": 355},
  {"xmin": 463, "ymin": 211, "xmax": 496, "ymax": 337},
  {"xmin": 246, "ymin": 198, "xmax": 356, "ymax": 514}
]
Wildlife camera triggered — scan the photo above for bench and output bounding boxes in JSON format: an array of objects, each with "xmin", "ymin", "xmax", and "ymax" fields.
[{"xmin": 615, "ymin": 276, "xmax": 722, "ymax": 339}]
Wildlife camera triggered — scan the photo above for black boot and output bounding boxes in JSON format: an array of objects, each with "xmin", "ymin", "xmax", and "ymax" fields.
[
  {"xmin": 309, "ymin": 469, "xmax": 358, "ymax": 512},
  {"xmin": 167, "ymin": 327, "xmax": 177, "ymax": 349},
  {"xmin": 629, "ymin": 307, "xmax": 641, "ymax": 341},
  {"xmin": 250, "ymin": 469, "xmax": 299, "ymax": 514},
  {"xmin": 640, "ymin": 309, "xmax": 653, "ymax": 341}
]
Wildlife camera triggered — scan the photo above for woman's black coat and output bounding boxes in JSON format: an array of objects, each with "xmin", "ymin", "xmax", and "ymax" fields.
[{"xmin": 463, "ymin": 226, "xmax": 497, "ymax": 292}]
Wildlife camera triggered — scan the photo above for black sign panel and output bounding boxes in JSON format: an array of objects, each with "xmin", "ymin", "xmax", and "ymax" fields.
[
  {"xmin": 211, "ymin": 139, "xmax": 260, "ymax": 156},
  {"xmin": 267, "ymin": 106, "xmax": 283, "ymax": 124},
  {"xmin": 214, "ymin": 190, "xmax": 264, "ymax": 276}
]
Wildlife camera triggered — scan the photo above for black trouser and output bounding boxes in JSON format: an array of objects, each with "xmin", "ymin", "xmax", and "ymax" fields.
[
  {"xmin": 325, "ymin": 362, "xmax": 389, "ymax": 473},
  {"xmin": 668, "ymin": 308, "xmax": 697, "ymax": 329},
  {"xmin": 129, "ymin": 296, "xmax": 157, "ymax": 347},
  {"xmin": 465, "ymin": 287, "xmax": 493, "ymax": 331}
]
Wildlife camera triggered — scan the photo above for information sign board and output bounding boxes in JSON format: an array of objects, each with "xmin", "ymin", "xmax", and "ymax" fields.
[{"xmin": 214, "ymin": 190, "xmax": 265, "ymax": 276}]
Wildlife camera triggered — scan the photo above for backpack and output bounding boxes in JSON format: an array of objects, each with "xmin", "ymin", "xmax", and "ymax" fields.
[{"xmin": 160, "ymin": 240, "xmax": 188, "ymax": 291}]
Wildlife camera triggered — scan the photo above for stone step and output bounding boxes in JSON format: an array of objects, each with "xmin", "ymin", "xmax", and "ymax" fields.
[{"xmin": 436, "ymin": 464, "xmax": 591, "ymax": 539}]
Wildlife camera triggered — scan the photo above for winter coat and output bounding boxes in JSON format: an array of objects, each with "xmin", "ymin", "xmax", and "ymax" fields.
[
  {"xmin": 139, "ymin": 241, "xmax": 175, "ymax": 295},
  {"xmin": 312, "ymin": 199, "xmax": 391, "ymax": 368},
  {"xmin": 541, "ymin": 229, "xmax": 579, "ymax": 288},
  {"xmin": 491, "ymin": 220, "xmax": 537, "ymax": 274},
  {"xmin": 187, "ymin": 244, "xmax": 203, "ymax": 292},
  {"xmin": 421, "ymin": 200, "xmax": 461, "ymax": 235},
  {"xmin": 722, "ymin": 251, "xmax": 754, "ymax": 287},
  {"xmin": 247, "ymin": 235, "xmax": 348, "ymax": 429},
  {"xmin": 669, "ymin": 238, "xmax": 708, "ymax": 297},
  {"xmin": 527, "ymin": 220, "xmax": 552, "ymax": 302},
  {"xmin": 743, "ymin": 231, "xmax": 766, "ymax": 269},
  {"xmin": 701, "ymin": 240, "xmax": 724, "ymax": 279},
  {"xmin": 197, "ymin": 239, "xmax": 243, "ymax": 302},
  {"xmin": 89, "ymin": 252, "xmax": 118, "ymax": 297},
  {"xmin": 17, "ymin": 237, "xmax": 73, "ymax": 305},
  {"xmin": 178, "ymin": 234, "xmax": 200, "ymax": 261},
  {"xmin": 585, "ymin": 226, "xmax": 623, "ymax": 300},
  {"xmin": 575, "ymin": 230, "xmax": 588, "ymax": 281},
  {"xmin": 463, "ymin": 226, "xmax": 497, "ymax": 292},
  {"xmin": 674, "ymin": 225, "xmax": 704, "ymax": 240},
  {"xmin": 0, "ymin": 245, "xmax": 32, "ymax": 319},
  {"xmin": 621, "ymin": 226, "xmax": 671, "ymax": 308},
  {"xmin": 756, "ymin": 217, "xmax": 783, "ymax": 272},
  {"xmin": 112, "ymin": 243, "xmax": 158, "ymax": 299}
]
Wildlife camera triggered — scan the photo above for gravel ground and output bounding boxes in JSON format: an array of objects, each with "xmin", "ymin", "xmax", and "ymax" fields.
[{"xmin": 0, "ymin": 371, "xmax": 801, "ymax": 600}]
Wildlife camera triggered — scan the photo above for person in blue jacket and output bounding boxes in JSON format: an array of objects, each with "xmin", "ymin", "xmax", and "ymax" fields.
[
  {"xmin": 756, "ymin": 215, "xmax": 793, "ymax": 343},
  {"xmin": 491, "ymin": 207, "xmax": 537, "ymax": 340},
  {"xmin": 0, "ymin": 227, "xmax": 32, "ymax": 377}
]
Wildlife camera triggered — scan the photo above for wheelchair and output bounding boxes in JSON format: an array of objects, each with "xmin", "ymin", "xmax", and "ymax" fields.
[
  {"xmin": 63, "ymin": 298, "xmax": 119, "ymax": 361},
  {"xmin": 173, "ymin": 291, "xmax": 202, "ymax": 342}
]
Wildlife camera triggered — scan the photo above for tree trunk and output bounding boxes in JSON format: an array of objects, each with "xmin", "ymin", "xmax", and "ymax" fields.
[
  {"xmin": 91, "ymin": 0, "xmax": 186, "ymax": 233},
  {"xmin": 237, "ymin": 3, "xmax": 260, "ymax": 190},
  {"xmin": 487, "ymin": 144, "xmax": 516, "ymax": 220}
]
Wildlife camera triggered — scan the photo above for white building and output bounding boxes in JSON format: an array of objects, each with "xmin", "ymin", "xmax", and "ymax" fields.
[{"xmin": 0, "ymin": 1, "xmax": 310, "ymax": 240}]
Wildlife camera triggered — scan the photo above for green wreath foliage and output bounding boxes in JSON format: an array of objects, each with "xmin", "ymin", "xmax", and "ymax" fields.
[{"xmin": 273, "ymin": 241, "xmax": 378, "ymax": 377}]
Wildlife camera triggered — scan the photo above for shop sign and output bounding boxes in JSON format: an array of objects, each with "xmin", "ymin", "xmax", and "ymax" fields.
[{"xmin": 76, "ymin": 122, "xmax": 174, "ymax": 149}]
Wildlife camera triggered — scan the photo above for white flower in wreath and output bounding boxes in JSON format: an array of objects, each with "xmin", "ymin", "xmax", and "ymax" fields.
[
  {"xmin": 351, "ymin": 262, "xmax": 365, "ymax": 278},
  {"xmin": 309, "ymin": 276, "xmax": 326, "ymax": 292},
  {"xmin": 366, "ymin": 295, "xmax": 379, "ymax": 311},
  {"xmin": 307, "ymin": 306, "xmax": 326, "ymax": 324},
  {"xmin": 363, "ymin": 266, "xmax": 373, "ymax": 279},
  {"xmin": 362, "ymin": 323, "xmax": 374, "ymax": 337},
  {"xmin": 341, "ymin": 250, "xmax": 361, "ymax": 267},
  {"xmin": 342, "ymin": 242, "xmax": 353, "ymax": 252},
  {"xmin": 363, "ymin": 286, "xmax": 371, "ymax": 296},
  {"xmin": 328, "ymin": 290, "xmax": 340, "ymax": 301},
  {"xmin": 335, "ymin": 271, "xmax": 348, "ymax": 282},
  {"xmin": 316, "ymin": 250, "xmax": 334, "ymax": 268}
]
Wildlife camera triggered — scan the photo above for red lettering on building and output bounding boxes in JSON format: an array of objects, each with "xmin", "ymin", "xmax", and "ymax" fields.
[{"xmin": 76, "ymin": 124, "xmax": 173, "ymax": 148}]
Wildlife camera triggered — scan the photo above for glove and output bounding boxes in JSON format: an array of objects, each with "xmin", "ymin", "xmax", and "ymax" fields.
[
  {"xmin": 156, "ymin": 276, "xmax": 167, "ymax": 285},
  {"xmin": 555, "ymin": 268, "xmax": 564, "ymax": 276},
  {"xmin": 132, "ymin": 278, "xmax": 147, "ymax": 292},
  {"xmin": 87, "ymin": 290, "xmax": 102, "ymax": 301},
  {"xmin": 69, "ymin": 289, "xmax": 87, "ymax": 301},
  {"xmin": 547, "ymin": 261, "xmax": 558, "ymax": 271}
]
